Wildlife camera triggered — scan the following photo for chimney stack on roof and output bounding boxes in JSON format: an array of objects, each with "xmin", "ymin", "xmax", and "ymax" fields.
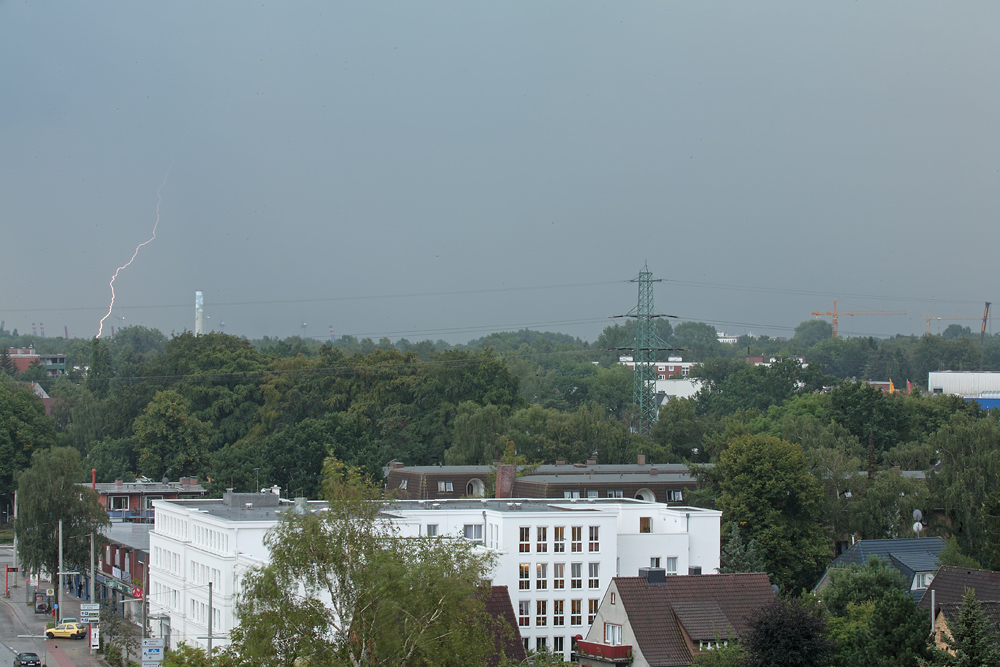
[
  {"xmin": 639, "ymin": 567, "xmax": 667, "ymax": 585},
  {"xmin": 637, "ymin": 454, "xmax": 646, "ymax": 465}
]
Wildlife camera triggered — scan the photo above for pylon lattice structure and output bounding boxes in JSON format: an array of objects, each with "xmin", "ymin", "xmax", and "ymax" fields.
[{"xmin": 627, "ymin": 263, "xmax": 669, "ymax": 435}]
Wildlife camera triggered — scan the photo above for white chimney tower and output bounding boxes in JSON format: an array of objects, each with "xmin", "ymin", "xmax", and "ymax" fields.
[{"xmin": 195, "ymin": 290, "xmax": 204, "ymax": 335}]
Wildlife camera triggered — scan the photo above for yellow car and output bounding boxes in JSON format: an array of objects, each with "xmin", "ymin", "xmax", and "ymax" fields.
[{"xmin": 46, "ymin": 622, "xmax": 87, "ymax": 639}]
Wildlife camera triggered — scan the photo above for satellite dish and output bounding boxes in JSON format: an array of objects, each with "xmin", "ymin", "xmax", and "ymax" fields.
[
  {"xmin": 913, "ymin": 509, "xmax": 924, "ymax": 522},
  {"xmin": 913, "ymin": 521, "xmax": 924, "ymax": 534},
  {"xmin": 771, "ymin": 584, "xmax": 780, "ymax": 595}
]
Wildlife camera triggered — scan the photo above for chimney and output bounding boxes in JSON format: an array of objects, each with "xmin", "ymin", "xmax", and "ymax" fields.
[
  {"xmin": 115, "ymin": 479, "xmax": 123, "ymax": 486},
  {"xmin": 556, "ymin": 460, "xmax": 566, "ymax": 466},
  {"xmin": 389, "ymin": 461, "xmax": 404, "ymax": 470},
  {"xmin": 639, "ymin": 567, "xmax": 666, "ymax": 584},
  {"xmin": 586, "ymin": 458, "xmax": 597, "ymax": 466},
  {"xmin": 495, "ymin": 464, "xmax": 516, "ymax": 499},
  {"xmin": 637, "ymin": 454, "xmax": 646, "ymax": 466},
  {"xmin": 92, "ymin": 468, "xmax": 97, "ymax": 490}
]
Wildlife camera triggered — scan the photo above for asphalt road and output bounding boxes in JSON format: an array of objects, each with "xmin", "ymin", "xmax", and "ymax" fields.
[{"xmin": 1, "ymin": 546, "xmax": 106, "ymax": 667}]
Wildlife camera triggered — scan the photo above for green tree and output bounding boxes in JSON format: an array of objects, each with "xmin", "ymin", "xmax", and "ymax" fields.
[
  {"xmin": 742, "ymin": 598, "xmax": 833, "ymax": 667},
  {"xmin": 717, "ymin": 523, "xmax": 768, "ymax": 575},
  {"xmin": 444, "ymin": 402, "xmax": 508, "ymax": 465},
  {"xmin": 674, "ymin": 321, "xmax": 723, "ymax": 361},
  {"xmin": 929, "ymin": 414, "xmax": 1000, "ymax": 569},
  {"xmin": 133, "ymin": 390, "xmax": 211, "ymax": 480},
  {"xmin": 706, "ymin": 435, "xmax": 829, "ymax": 593},
  {"xmin": 14, "ymin": 447, "xmax": 109, "ymax": 614},
  {"xmin": 928, "ymin": 588, "xmax": 1000, "ymax": 667},
  {"xmin": 0, "ymin": 381, "xmax": 57, "ymax": 505},
  {"xmin": 0, "ymin": 346, "xmax": 16, "ymax": 376},
  {"xmin": 228, "ymin": 458, "xmax": 503, "ymax": 667},
  {"xmin": 828, "ymin": 380, "xmax": 908, "ymax": 454},
  {"xmin": 793, "ymin": 319, "xmax": 834, "ymax": 349},
  {"xmin": 820, "ymin": 557, "xmax": 907, "ymax": 618},
  {"xmin": 651, "ymin": 398, "xmax": 707, "ymax": 462}
]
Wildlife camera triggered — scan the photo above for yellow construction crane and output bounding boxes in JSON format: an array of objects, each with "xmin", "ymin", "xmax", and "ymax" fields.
[
  {"xmin": 811, "ymin": 300, "xmax": 906, "ymax": 338},
  {"xmin": 923, "ymin": 306, "xmax": 994, "ymax": 337}
]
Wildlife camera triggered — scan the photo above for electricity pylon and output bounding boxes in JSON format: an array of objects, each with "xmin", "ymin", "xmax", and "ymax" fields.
[{"xmin": 626, "ymin": 263, "xmax": 672, "ymax": 435}]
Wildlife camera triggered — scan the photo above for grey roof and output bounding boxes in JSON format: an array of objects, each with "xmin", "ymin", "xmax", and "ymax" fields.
[
  {"xmin": 829, "ymin": 538, "xmax": 946, "ymax": 571},
  {"xmin": 86, "ymin": 481, "xmax": 207, "ymax": 495},
  {"xmin": 103, "ymin": 523, "xmax": 152, "ymax": 551},
  {"xmin": 816, "ymin": 537, "xmax": 946, "ymax": 598}
]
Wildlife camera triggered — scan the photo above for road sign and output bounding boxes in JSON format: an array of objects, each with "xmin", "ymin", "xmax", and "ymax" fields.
[
  {"xmin": 6, "ymin": 566, "xmax": 17, "ymax": 572},
  {"xmin": 142, "ymin": 646, "xmax": 164, "ymax": 661},
  {"xmin": 142, "ymin": 638, "xmax": 165, "ymax": 648},
  {"xmin": 143, "ymin": 663, "xmax": 163, "ymax": 667},
  {"xmin": 81, "ymin": 603, "xmax": 100, "ymax": 611},
  {"xmin": 132, "ymin": 586, "xmax": 144, "ymax": 599},
  {"xmin": 45, "ymin": 588, "xmax": 54, "ymax": 596}
]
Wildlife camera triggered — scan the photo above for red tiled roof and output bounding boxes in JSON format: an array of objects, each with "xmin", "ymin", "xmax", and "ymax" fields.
[
  {"xmin": 615, "ymin": 573, "xmax": 775, "ymax": 666},
  {"xmin": 484, "ymin": 585, "xmax": 527, "ymax": 667}
]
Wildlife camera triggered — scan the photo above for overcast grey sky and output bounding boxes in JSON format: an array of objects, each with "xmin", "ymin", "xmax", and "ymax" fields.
[{"xmin": 3, "ymin": 2, "xmax": 998, "ymax": 344}]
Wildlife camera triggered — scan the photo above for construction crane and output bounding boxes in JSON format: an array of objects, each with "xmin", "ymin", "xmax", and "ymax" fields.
[
  {"xmin": 811, "ymin": 300, "xmax": 906, "ymax": 338},
  {"xmin": 983, "ymin": 302, "xmax": 992, "ymax": 343},
  {"xmin": 923, "ymin": 312, "xmax": 995, "ymax": 336}
]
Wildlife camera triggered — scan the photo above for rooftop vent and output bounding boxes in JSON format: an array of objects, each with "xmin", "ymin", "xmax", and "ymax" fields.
[
  {"xmin": 639, "ymin": 567, "xmax": 666, "ymax": 585},
  {"xmin": 431, "ymin": 503, "xmax": 441, "ymax": 510},
  {"xmin": 689, "ymin": 566, "xmax": 702, "ymax": 576}
]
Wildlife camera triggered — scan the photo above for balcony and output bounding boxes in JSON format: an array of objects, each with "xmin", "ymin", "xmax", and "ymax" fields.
[
  {"xmin": 575, "ymin": 638, "xmax": 633, "ymax": 664},
  {"xmin": 108, "ymin": 508, "xmax": 155, "ymax": 523}
]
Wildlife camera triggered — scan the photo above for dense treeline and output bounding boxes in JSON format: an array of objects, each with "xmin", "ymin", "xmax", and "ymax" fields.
[{"xmin": 4, "ymin": 319, "xmax": 1000, "ymax": 594}]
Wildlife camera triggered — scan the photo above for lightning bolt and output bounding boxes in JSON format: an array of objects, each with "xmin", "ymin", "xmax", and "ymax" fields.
[{"xmin": 97, "ymin": 159, "xmax": 173, "ymax": 338}]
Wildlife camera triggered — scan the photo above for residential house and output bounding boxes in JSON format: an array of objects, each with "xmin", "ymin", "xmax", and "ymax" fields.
[
  {"xmin": 86, "ymin": 477, "xmax": 209, "ymax": 523},
  {"xmin": 385, "ymin": 459, "xmax": 696, "ymax": 505},
  {"xmin": 576, "ymin": 569, "xmax": 775, "ymax": 667},
  {"xmin": 814, "ymin": 537, "xmax": 946, "ymax": 601},
  {"xmin": 918, "ymin": 566, "xmax": 1000, "ymax": 650}
]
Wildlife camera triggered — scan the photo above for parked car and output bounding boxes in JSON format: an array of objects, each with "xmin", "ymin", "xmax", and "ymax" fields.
[
  {"xmin": 46, "ymin": 622, "xmax": 86, "ymax": 639},
  {"xmin": 59, "ymin": 616, "xmax": 78, "ymax": 624},
  {"xmin": 14, "ymin": 653, "xmax": 41, "ymax": 667}
]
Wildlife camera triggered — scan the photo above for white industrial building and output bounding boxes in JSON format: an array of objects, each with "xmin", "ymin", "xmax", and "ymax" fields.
[
  {"xmin": 927, "ymin": 371, "xmax": 1000, "ymax": 397},
  {"xmin": 148, "ymin": 492, "xmax": 721, "ymax": 661}
]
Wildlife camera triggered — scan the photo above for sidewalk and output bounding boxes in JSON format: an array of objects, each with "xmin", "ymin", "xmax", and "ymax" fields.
[{"xmin": 1, "ymin": 547, "xmax": 109, "ymax": 666}]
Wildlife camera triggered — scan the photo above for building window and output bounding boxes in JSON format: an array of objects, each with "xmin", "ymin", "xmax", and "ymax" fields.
[
  {"xmin": 426, "ymin": 524, "xmax": 438, "ymax": 537},
  {"xmin": 666, "ymin": 557, "xmax": 678, "ymax": 575},
  {"xmin": 464, "ymin": 524, "xmax": 483, "ymax": 542},
  {"xmin": 537, "ymin": 563, "xmax": 548, "ymax": 590},
  {"xmin": 399, "ymin": 479, "xmax": 408, "ymax": 490},
  {"xmin": 571, "ymin": 563, "xmax": 582, "ymax": 589},
  {"xmin": 669, "ymin": 490, "xmax": 683, "ymax": 502},
  {"xmin": 554, "ymin": 527, "xmax": 566, "ymax": 553},
  {"xmin": 520, "ymin": 563, "xmax": 530, "ymax": 590},
  {"xmin": 571, "ymin": 600, "xmax": 582, "ymax": 625},
  {"xmin": 523, "ymin": 638, "xmax": 530, "ymax": 652},
  {"xmin": 553, "ymin": 600, "xmax": 565, "ymax": 626},
  {"xmin": 607, "ymin": 489, "xmax": 623, "ymax": 498},
  {"xmin": 640, "ymin": 517, "xmax": 651, "ymax": 533},
  {"xmin": 587, "ymin": 490, "xmax": 599, "ymax": 499},
  {"xmin": 650, "ymin": 557, "xmax": 661, "ymax": 568},
  {"xmin": 589, "ymin": 599, "xmax": 599, "ymax": 624},
  {"xmin": 915, "ymin": 572, "xmax": 934, "ymax": 589},
  {"xmin": 571, "ymin": 527, "xmax": 582, "ymax": 553},
  {"xmin": 536, "ymin": 600, "xmax": 547, "ymax": 627},
  {"xmin": 537, "ymin": 526, "xmax": 548, "ymax": 553},
  {"xmin": 589, "ymin": 563, "xmax": 600, "ymax": 589},
  {"xmin": 605, "ymin": 623, "xmax": 622, "ymax": 646},
  {"xmin": 563, "ymin": 490, "xmax": 580, "ymax": 499},
  {"xmin": 589, "ymin": 526, "xmax": 600, "ymax": 552},
  {"xmin": 553, "ymin": 563, "xmax": 565, "ymax": 589},
  {"xmin": 519, "ymin": 601, "xmax": 530, "ymax": 627},
  {"xmin": 537, "ymin": 636, "xmax": 547, "ymax": 650},
  {"xmin": 144, "ymin": 495, "xmax": 161, "ymax": 510},
  {"xmin": 110, "ymin": 496, "xmax": 129, "ymax": 511},
  {"xmin": 520, "ymin": 527, "xmax": 531, "ymax": 553},
  {"xmin": 554, "ymin": 636, "xmax": 564, "ymax": 654},
  {"xmin": 437, "ymin": 481, "xmax": 453, "ymax": 493}
]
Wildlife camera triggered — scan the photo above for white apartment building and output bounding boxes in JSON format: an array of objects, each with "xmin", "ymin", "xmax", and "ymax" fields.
[{"xmin": 148, "ymin": 493, "xmax": 720, "ymax": 662}]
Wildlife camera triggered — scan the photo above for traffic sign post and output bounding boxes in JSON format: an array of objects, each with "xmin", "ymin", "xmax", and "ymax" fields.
[{"xmin": 80, "ymin": 602, "xmax": 100, "ymax": 624}]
